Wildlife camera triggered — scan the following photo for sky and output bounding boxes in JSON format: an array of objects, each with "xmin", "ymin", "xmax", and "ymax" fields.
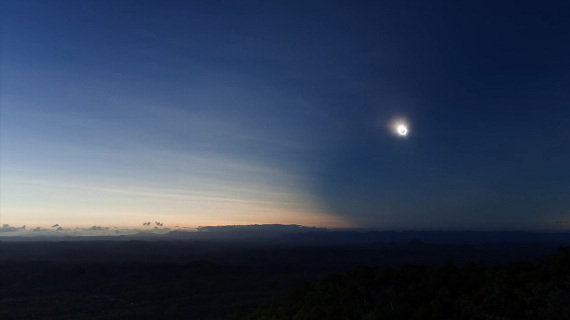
[{"xmin": 1, "ymin": 0, "xmax": 570, "ymax": 231}]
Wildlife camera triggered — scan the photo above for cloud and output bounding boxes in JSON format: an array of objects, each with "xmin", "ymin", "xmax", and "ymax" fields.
[
  {"xmin": 0, "ymin": 224, "xmax": 26, "ymax": 232},
  {"xmin": 88, "ymin": 226, "xmax": 108, "ymax": 231},
  {"xmin": 0, "ymin": 223, "xmax": 329, "ymax": 238}
]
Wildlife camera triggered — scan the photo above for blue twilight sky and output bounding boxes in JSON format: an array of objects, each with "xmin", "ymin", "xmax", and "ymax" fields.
[{"xmin": 1, "ymin": 0, "xmax": 569, "ymax": 230}]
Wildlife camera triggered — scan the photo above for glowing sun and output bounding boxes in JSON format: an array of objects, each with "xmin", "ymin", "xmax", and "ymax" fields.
[
  {"xmin": 386, "ymin": 117, "xmax": 410, "ymax": 138},
  {"xmin": 396, "ymin": 124, "xmax": 408, "ymax": 136}
]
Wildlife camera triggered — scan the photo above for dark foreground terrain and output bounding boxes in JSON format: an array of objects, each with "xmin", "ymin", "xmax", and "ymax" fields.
[
  {"xmin": 233, "ymin": 248, "xmax": 570, "ymax": 320},
  {"xmin": 0, "ymin": 260, "xmax": 315, "ymax": 320},
  {"xmin": 1, "ymin": 231, "xmax": 569, "ymax": 319}
]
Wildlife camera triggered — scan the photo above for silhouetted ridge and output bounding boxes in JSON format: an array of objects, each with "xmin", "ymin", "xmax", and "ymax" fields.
[{"xmin": 277, "ymin": 230, "xmax": 570, "ymax": 245}]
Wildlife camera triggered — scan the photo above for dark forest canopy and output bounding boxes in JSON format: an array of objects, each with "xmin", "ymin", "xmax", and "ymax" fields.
[
  {"xmin": 1, "ymin": 242, "xmax": 570, "ymax": 319},
  {"xmin": 232, "ymin": 247, "xmax": 570, "ymax": 320}
]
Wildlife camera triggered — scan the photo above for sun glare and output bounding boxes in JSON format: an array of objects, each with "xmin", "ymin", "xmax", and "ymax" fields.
[
  {"xmin": 388, "ymin": 118, "xmax": 410, "ymax": 138},
  {"xmin": 396, "ymin": 124, "xmax": 408, "ymax": 136}
]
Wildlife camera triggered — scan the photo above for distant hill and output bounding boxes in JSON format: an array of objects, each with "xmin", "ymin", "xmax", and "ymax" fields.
[
  {"xmin": 2, "ymin": 225, "xmax": 570, "ymax": 246},
  {"xmin": 275, "ymin": 230, "xmax": 570, "ymax": 245}
]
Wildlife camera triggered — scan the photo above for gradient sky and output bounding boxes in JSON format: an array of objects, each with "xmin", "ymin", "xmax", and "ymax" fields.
[{"xmin": 2, "ymin": 0, "xmax": 569, "ymax": 230}]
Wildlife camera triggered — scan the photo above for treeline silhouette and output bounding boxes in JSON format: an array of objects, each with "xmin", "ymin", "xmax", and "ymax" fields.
[{"xmin": 231, "ymin": 247, "xmax": 570, "ymax": 320}]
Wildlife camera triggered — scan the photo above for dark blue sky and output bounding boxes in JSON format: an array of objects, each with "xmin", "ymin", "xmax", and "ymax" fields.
[{"xmin": 1, "ymin": 0, "xmax": 569, "ymax": 230}]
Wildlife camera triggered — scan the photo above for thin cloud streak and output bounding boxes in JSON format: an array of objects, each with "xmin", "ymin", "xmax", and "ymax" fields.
[{"xmin": 4, "ymin": 178, "xmax": 314, "ymax": 207}]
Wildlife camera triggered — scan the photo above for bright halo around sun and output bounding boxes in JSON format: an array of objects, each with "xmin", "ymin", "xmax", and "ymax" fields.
[
  {"xmin": 396, "ymin": 124, "xmax": 408, "ymax": 136},
  {"xmin": 389, "ymin": 118, "xmax": 410, "ymax": 138}
]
